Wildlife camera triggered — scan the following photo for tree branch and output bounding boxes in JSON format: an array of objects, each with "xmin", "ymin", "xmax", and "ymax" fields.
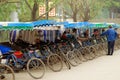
[
  {"xmin": 63, "ymin": 8, "xmax": 73, "ymax": 17},
  {"xmin": 36, "ymin": 4, "xmax": 55, "ymax": 20},
  {"xmin": 67, "ymin": 0, "xmax": 74, "ymax": 13},
  {"xmin": 0, "ymin": 0, "xmax": 8, "ymax": 5},
  {"xmin": 25, "ymin": 0, "xmax": 32, "ymax": 11}
]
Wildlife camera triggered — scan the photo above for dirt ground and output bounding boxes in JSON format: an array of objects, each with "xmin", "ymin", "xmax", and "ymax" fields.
[{"xmin": 15, "ymin": 50, "xmax": 120, "ymax": 80}]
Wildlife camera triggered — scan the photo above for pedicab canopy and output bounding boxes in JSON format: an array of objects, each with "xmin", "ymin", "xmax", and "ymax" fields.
[
  {"xmin": 64, "ymin": 22, "xmax": 109, "ymax": 29},
  {"xmin": 0, "ymin": 22, "xmax": 33, "ymax": 30},
  {"xmin": 64, "ymin": 22, "xmax": 120, "ymax": 29},
  {"xmin": 0, "ymin": 21, "xmax": 119, "ymax": 43},
  {"xmin": 64, "ymin": 22, "xmax": 91, "ymax": 29},
  {"xmin": 32, "ymin": 20, "xmax": 64, "ymax": 30},
  {"xmin": 0, "ymin": 20, "xmax": 65, "ymax": 44},
  {"xmin": 0, "ymin": 22, "xmax": 34, "ymax": 43},
  {"xmin": 91, "ymin": 22, "xmax": 120, "ymax": 28},
  {"xmin": 32, "ymin": 20, "xmax": 56, "ymax": 27}
]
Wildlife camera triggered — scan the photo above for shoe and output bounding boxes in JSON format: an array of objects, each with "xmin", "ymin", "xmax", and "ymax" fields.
[{"xmin": 0, "ymin": 75, "xmax": 5, "ymax": 79}]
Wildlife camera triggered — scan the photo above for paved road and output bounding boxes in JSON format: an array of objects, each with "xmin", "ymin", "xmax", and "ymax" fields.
[{"xmin": 15, "ymin": 50, "xmax": 120, "ymax": 80}]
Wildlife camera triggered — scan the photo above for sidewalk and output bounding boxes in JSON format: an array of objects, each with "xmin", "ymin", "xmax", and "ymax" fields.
[{"xmin": 15, "ymin": 50, "xmax": 120, "ymax": 80}]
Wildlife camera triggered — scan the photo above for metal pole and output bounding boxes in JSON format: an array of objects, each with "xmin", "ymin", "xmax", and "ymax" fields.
[{"xmin": 46, "ymin": 0, "xmax": 49, "ymax": 20}]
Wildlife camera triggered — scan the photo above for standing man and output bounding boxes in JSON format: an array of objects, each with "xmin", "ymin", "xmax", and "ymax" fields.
[{"xmin": 101, "ymin": 25, "xmax": 118, "ymax": 55}]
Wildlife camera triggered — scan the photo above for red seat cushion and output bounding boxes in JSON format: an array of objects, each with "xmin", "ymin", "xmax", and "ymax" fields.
[{"xmin": 14, "ymin": 51, "xmax": 23, "ymax": 58}]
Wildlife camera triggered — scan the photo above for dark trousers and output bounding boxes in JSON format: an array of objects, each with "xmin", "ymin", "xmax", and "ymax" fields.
[{"xmin": 108, "ymin": 41, "xmax": 115, "ymax": 55}]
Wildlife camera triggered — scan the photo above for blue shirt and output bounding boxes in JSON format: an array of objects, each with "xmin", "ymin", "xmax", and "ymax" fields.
[{"xmin": 101, "ymin": 28, "xmax": 117, "ymax": 41}]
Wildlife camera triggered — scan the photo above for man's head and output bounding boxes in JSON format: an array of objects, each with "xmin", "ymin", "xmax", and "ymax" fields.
[
  {"xmin": 72, "ymin": 28, "xmax": 77, "ymax": 33},
  {"xmin": 108, "ymin": 25, "xmax": 112, "ymax": 28}
]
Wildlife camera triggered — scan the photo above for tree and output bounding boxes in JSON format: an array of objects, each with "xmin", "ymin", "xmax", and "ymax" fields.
[
  {"xmin": 0, "ymin": 0, "xmax": 61, "ymax": 21},
  {"xmin": 79, "ymin": 0, "xmax": 102, "ymax": 21},
  {"xmin": 0, "ymin": 0, "xmax": 7, "ymax": 4},
  {"xmin": 62, "ymin": 0, "xmax": 81, "ymax": 22},
  {"xmin": 0, "ymin": 1, "xmax": 18, "ymax": 21},
  {"xmin": 19, "ymin": 0, "xmax": 60, "ymax": 21},
  {"xmin": 62, "ymin": 0, "xmax": 103, "ymax": 22},
  {"xmin": 103, "ymin": 0, "xmax": 120, "ymax": 18},
  {"xmin": 0, "ymin": 0, "xmax": 21, "ymax": 21}
]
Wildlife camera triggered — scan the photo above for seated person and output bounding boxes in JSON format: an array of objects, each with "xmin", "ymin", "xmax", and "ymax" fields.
[
  {"xmin": 92, "ymin": 29, "xmax": 100, "ymax": 38},
  {"xmin": 61, "ymin": 31, "xmax": 68, "ymax": 42},
  {"xmin": 83, "ymin": 29, "xmax": 89, "ymax": 38},
  {"xmin": 34, "ymin": 38, "xmax": 41, "ymax": 49},
  {"xmin": 72, "ymin": 28, "xmax": 88, "ymax": 42},
  {"xmin": 15, "ymin": 36, "xmax": 30, "ymax": 49},
  {"xmin": 55, "ymin": 37, "xmax": 61, "ymax": 43}
]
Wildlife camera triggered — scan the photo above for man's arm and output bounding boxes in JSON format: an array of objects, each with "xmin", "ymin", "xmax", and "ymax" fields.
[
  {"xmin": 100, "ymin": 30, "xmax": 108, "ymax": 36},
  {"xmin": 77, "ymin": 37, "xmax": 88, "ymax": 42}
]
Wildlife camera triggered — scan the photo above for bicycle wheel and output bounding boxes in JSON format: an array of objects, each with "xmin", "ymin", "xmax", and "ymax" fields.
[
  {"xmin": 56, "ymin": 51, "xmax": 71, "ymax": 70},
  {"xmin": 81, "ymin": 47, "xmax": 92, "ymax": 60},
  {"xmin": 89, "ymin": 46, "xmax": 97, "ymax": 58},
  {"xmin": 97, "ymin": 44, "xmax": 103, "ymax": 55},
  {"xmin": 103, "ymin": 43, "xmax": 107, "ymax": 52},
  {"xmin": 47, "ymin": 54, "xmax": 63, "ymax": 72},
  {"xmin": 78, "ymin": 49, "xmax": 88, "ymax": 62},
  {"xmin": 0, "ymin": 64, "xmax": 15, "ymax": 80},
  {"xmin": 64, "ymin": 59, "xmax": 71, "ymax": 69},
  {"xmin": 66, "ymin": 51, "xmax": 79, "ymax": 67},
  {"xmin": 27, "ymin": 58, "xmax": 46, "ymax": 79},
  {"xmin": 72, "ymin": 49, "xmax": 82, "ymax": 63}
]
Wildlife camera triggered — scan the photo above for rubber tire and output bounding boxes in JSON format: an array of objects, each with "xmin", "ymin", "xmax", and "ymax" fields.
[
  {"xmin": 66, "ymin": 51, "xmax": 80, "ymax": 67},
  {"xmin": 47, "ymin": 54, "xmax": 63, "ymax": 72},
  {"xmin": 0, "ymin": 64, "xmax": 15, "ymax": 80},
  {"xmin": 56, "ymin": 50, "xmax": 71, "ymax": 70},
  {"xmin": 27, "ymin": 58, "xmax": 46, "ymax": 79}
]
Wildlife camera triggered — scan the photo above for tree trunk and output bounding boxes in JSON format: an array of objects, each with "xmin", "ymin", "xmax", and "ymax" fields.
[
  {"xmin": 31, "ymin": 0, "xmax": 38, "ymax": 21},
  {"xmin": 109, "ymin": 10, "xmax": 112, "ymax": 19},
  {"xmin": 73, "ymin": 13, "xmax": 77, "ymax": 22},
  {"xmin": 109, "ymin": 8, "xmax": 114, "ymax": 19}
]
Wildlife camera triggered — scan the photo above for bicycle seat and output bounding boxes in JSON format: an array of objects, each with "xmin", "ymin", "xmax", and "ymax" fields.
[
  {"xmin": 29, "ymin": 47, "xmax": 36, "ymax": 50},
  {"xmin": 27, "ymin": 44, "xmax": 36, "ymax": 50}
]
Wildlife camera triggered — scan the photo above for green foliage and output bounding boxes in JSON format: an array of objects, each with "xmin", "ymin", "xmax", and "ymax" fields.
[
  {"xmin": 19, "ymin": 0, "xmax": 60, "ymax": 21},
  {"xmin": 104, "ymin": 0, "xmax": 120, "ymax": 8},
  {"xmin": 62, "ymin": 0, "xmax": 103, "ymax": 21},
  {"xmin": 0, "ymin": 0, "xmax": 120, "ymax": 22},
  {"xmin": 0, "ymin": 0, "xmax": 60, "ymax": 21},
  {"xmin": 0, "ymin": 3, "xmax": 17, "ymax": 21}
]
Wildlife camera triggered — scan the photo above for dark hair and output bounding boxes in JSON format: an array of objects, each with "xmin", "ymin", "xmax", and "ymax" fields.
[
  {"xmin": 94, "ymin": 29, "xmax": 98, "ymax": 32},
  {"xmin": 72, "ymin": 28, "xmax": 77, "ymax": 32},
  {"xmin": 108, "ymin": 25, "xmax": 112, "ymax": 28},
  {"xmin": 63, "ymin": 31, "xmax": 67, "ymax": 34}
]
